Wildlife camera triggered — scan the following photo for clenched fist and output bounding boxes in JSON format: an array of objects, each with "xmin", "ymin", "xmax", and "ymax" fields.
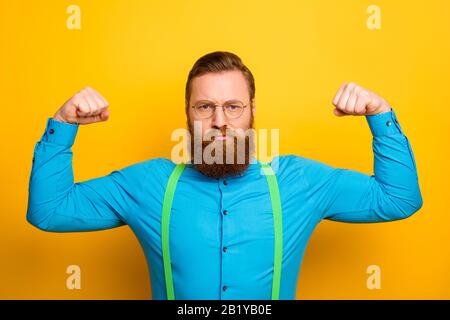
[
  {"xmin": 332, "ymin": 82, "xmax": 391, "ymax": 116},
  {"xmin": 53, "ymin": 87, "xmax": 110, "ymax": 124}
]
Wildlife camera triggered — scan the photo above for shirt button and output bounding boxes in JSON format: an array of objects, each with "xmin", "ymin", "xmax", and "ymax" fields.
[
  {"xmin": 223, "ymin": 246, "xmax": 228, "ymax": 252},
  {"xmin": 223, "ymin": 180, "xmax": 228, "ymax": 186},
  {"xmin": 386, "ymin": 121, "xmax": 392, "ymax": 127},
  {"xmin": 49, "ymin": 128, "xmax": 55, "ymax": 134},
  {"xmin": 222, "ymin": 285, "xmax": 228, "ymax": 291},
  {"xmin": 223, "ymin": 210, "xmax": 228, "ymax": 215}
]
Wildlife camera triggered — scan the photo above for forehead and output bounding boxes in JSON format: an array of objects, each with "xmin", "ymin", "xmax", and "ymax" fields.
[{"xmin": 190, "ymin": 70, "xmax": 249, "ymax": 103}]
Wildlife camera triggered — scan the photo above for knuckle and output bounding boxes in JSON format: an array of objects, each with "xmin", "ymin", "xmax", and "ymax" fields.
[
  {"xmin": 359, "ymin": 96, "xmax": 368, "ymax": 104},
  {"xmin": 357, "ymin": 88, "xmax": 367, "ymax": 96},
  {"xmin": 79, "ymin": 103, "xmax": 90, "ymax": 112}
]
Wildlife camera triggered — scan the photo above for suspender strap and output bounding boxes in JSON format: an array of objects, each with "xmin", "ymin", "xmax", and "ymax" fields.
[
  {"xmin": 161, "ymin": 163, "xmax": 186, "ymax": 300},
  {"xmin": 161, "ymin": 161, "xmax": 283, "ymax": 300},
  {"xmin": 258, "ymin": 161, "xmax": 283, "ymax": 300}
]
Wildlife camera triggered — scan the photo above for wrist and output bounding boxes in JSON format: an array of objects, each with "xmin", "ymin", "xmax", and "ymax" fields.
[
  {"xmin": 376, "ymin": 103, "xmax": 392, "ymax": 115},
  {"xmin": 52, "ymin": 112, "xmax": 69, "ymax": 124}
]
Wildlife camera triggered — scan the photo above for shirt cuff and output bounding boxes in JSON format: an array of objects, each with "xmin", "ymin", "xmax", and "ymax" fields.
[
  {"xmin": 365, "ymin": 108, "xmax": 403, "ymax": 137},
  {"xmin": 41, "ymin": 118, "xmax": 79, "ymax": 147}
]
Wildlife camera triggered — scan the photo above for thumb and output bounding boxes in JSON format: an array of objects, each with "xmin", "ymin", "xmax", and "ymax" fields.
[
  {"xmin": 77, "ymin": 109, "xmax": 110, "ymax": 125},
  {"xmin": 99, "ymin": 108, "xmax": 110, "ymax": 121},
  {"xmin": 333, "ymin": 108, "xmax": 347, "ymax": 117}
]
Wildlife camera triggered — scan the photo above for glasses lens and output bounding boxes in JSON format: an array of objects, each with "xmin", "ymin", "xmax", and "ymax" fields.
[
  {"xmin": 194, "ymin": 101, "xmax": 246, "ymax": 119},
  {"xmin": 224, "ymin": 102, "xmax": 244, "ymax": 118},
  {"xmin": 195, "ymin": 103, "xmax": 215, "ymax": 118}
]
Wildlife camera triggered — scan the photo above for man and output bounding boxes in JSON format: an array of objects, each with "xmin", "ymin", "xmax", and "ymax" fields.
[{"xmin": 27, "ymin": 51, "xmax": 423, "ymax": 300}]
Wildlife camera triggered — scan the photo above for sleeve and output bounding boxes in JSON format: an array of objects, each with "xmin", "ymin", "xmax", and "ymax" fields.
[
  {"xmin": 26, "ymin": 118, "xmax": 148, "ymax": 232},
  {"xmin": 298, "ymin": 108, "xmax": 423, "ymax": 223}
]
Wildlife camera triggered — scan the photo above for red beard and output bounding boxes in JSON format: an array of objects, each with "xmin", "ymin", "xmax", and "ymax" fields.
[{"xmin": 187, "ymin": 118, "xmax": 255, "ymax": 179}]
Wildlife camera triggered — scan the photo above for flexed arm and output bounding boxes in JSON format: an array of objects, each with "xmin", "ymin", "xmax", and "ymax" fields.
[
  {"xmin": 298, "ymin": 83, "xmax": 422, "ymax": 223},
  {"xmin": 27, "ymin": 87, "xmax": 146, "ymax": 232}
]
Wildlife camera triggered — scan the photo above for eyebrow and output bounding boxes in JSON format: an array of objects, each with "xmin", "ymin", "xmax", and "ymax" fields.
[{"xmin": 192, "ymin": 99, "xmax": 244, "ymax": 105}]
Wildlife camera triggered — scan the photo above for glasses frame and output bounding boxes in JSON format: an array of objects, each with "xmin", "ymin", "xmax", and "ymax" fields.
[{"xmin": 191, "ymin": 100, "xmax": 250, "ymax": 120}]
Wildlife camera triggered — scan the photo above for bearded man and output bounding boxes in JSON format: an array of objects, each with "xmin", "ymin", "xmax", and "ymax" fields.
[{"xmin": 27, "ymin": 51, "xmax": 423, "ymax": 300}]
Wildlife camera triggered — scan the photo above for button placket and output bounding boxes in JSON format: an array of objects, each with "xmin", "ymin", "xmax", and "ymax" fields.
[
  {"xmin": 221, "ymin": 179, "xmax": 229, "ymax": 254},
  {"xmin": 219, "ymin": 177, "xmax": 231, "ymax": 298}
]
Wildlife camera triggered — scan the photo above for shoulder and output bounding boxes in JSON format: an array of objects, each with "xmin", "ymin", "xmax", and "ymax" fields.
[
  {"xmin": 110, "ymin": 157, "xmax": 176, "ymax": 181},
  {"xmin": 269, "ymin": 154, "xmax": 330, "ymax": 171},
  {"xmin": 269, "ymin": 154, "xmax": 336, "ymax": 181},
  {"xmin": 141, "ymin": 157, "xmax": 181, "ymax": 181}
]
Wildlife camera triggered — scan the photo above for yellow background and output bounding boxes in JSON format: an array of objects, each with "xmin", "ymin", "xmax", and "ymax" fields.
[{"xmin": 1, "ymin": 0, "xmax": 449, "ymax": 299}]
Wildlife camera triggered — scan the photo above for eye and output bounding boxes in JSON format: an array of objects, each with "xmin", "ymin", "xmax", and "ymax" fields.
[
  {"xmin": 227, "ymin": 105, "xmax": 240, "ymax": 110},
  {"xmin": 198, "ymin": 104, "xmax": 212, "ymax": 110}
]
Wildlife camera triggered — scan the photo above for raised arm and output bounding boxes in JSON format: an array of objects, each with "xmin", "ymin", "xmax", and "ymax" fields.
[
  {"xmin": 297, "ymin": 83, "xmax": 422, "ymax": 223},
  {"xmin": 26, "ymin": 87, "xmax": 147, "ymax": 232}
]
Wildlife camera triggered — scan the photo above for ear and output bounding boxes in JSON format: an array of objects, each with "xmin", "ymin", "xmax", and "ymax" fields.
[{"xmin": 251, "ymin": 98, "xmax": 256, "ymax": 115}]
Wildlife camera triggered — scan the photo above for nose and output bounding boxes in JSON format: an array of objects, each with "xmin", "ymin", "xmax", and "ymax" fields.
[{"xmin": 211, "ymin": 106, "xmax": 227, "ymax": 129}]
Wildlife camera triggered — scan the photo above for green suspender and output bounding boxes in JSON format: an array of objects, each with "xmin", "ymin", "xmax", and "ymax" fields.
[
  {"xmin": 161, "ymin": 163, "xmax": 186, "ymax": 300},
  {"xmin": 258, "ymin": 161, "xmax": 283, "ymax": 300},
  {"xmin": 161, "ymin": 161, "xmax": 283, "ymax": 300}
]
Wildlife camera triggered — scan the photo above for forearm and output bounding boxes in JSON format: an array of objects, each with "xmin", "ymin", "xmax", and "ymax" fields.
[
  {"xmin": 366, "ymin": 109, "xmax": 423, "ymax": 218},
  {"xmin": 26, "ymin": 118, "xmax": 80, "ymax": 230}
]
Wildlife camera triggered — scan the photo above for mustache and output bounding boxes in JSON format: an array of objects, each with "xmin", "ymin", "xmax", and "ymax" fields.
[{"xmin": 202, "ymin": 128, "xmax": 242, "ymax": 140}]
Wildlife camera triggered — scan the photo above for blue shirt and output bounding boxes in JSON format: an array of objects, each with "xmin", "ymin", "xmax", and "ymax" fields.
[{"xmin": 26, "ymin": 109, "xmax": 422, "ymax": 300}]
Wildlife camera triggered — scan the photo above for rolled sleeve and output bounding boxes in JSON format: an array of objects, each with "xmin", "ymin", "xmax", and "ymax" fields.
[
  {"xmin": 365, "ymin": 108, "xmax": 403, "ymax": 137},
  {"xmin": 41, "ymin": 118, "xmax": 79, "ymax": 147}
]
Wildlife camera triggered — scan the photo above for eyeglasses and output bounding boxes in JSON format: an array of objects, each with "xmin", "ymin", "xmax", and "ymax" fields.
[{"xmin": 191, "ymin": 100, "xmax": 249, "ymax": 119}]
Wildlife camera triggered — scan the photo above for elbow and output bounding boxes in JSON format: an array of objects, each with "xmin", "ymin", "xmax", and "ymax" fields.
[
  {"xmin": 375, "ymin": 181, "xmax": 424, "ymax": 221},
  {"xmin": 380, "ymin": 187, "xmax": 423, "ymax": 221},
  {"xmin": 414, "ymin": 192, "xmax": 424, "ymax": 212},
  {"xmin": 26, "ymin": 213, "xmax": 48, "ymax": 232},
  {"xmin": 402, "ymin": 192, "xmax": 423, "ymax": 219},
  {"xmin": 26, "ymin": 207, "xmax": 53, "ymax": 232},
  {"xmin": 26, "ymin": 216, "xmax": 47, "ymax": 231}
]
